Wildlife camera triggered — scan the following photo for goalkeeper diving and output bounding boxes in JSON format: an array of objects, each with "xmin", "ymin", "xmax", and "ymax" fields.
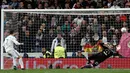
[{"xmin": 81, "ymin": 40, "xmax": 120, "ymax": 69}]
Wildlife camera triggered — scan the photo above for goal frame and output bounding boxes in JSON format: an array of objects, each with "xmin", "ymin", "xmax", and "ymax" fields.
[{"xmin": 1, "ymin": 8, "xmax": 130, "ymax": 69}]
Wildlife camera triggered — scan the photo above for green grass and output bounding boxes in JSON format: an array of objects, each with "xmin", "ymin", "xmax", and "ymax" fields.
[{"xmin": 0, "ymin": 69, "xmax": 130, "ymax": 73}]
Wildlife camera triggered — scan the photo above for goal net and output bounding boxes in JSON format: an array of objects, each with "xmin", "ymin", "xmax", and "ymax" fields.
[{"xmin": 1, "ymin": 9, "xmax": 130, "ymax": 69}]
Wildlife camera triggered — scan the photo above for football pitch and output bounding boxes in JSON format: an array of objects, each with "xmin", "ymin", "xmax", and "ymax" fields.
[{"xmin": 0, "ymin": 69, "xmax": 130, "ymax": 73}]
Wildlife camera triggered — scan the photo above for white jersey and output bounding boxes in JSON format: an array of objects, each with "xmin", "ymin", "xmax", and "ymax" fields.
[{"xmin": 3, "ymin": 35, "xmax": 21, "ymax": 52}]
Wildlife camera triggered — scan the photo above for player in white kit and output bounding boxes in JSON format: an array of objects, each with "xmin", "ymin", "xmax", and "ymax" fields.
[{"xmin": 3, "ymin": 30, "xmax": 25, "ymax": 70}]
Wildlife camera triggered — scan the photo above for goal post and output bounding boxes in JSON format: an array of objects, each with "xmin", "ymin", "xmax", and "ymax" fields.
[
  {"xmin": 1, "ymin": 9, "xmax": 4, "ymax": 70},
  {"xmin": 1, "ymin": 8, "xmax": 130, "ymax": 69}
]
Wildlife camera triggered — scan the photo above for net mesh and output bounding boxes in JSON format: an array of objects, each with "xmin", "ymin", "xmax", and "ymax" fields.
[{"xmin": 2, "ymin": 9, "xmax": 130, "ymax": 69}]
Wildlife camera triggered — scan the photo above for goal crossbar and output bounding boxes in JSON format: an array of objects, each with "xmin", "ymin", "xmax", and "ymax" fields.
[{"xmin": 1, "ymin": 8, "xmax": 130, "ymax": 15}]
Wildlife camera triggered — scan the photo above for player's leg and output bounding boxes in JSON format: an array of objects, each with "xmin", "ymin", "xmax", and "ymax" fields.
[
  {"xmin": 12, "ymin": 57, "xmax": 17, "ymax": 70},
  {"xmin": 81, "ymin": 64, "xmax": 93, "ymax": 69},
  {"xmin": 7, "ymin": 50, "xmax": 18, "ymax": 70},
  {"xmin": 81, "ymin": 54, "xmax": 96, "ymax": 69},
  {"xmin": 87, "ymin": 53, "xmax": 100, "ymax": 64},
  {"xmin": 92, "ymin": 59, "xmax": 106, "ymax": 68},
  {"xmin": 81, "ymin": 60, "xmax": 101, "ymax": 69},
  {"xmin": 92, "ymin": 60, "xmax": 100, "ymax": 67},
  {"xmin": 14, "ymin": 50, "xmax": 25, "ymax": 70},
  {"xmin": 81, "ymin": 53, "xmax": 103, "ymax": 69}
]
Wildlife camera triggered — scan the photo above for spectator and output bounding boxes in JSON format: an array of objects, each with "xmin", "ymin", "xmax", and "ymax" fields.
[
  {"xmin": 54, "ymin": 43, "xmax": 66, "ymax": 58},
  {"xmin": 101, "ymin": 24, "xmax": 107, "ymax": 32},
  {"xmin": 8, "ymin": 0, "xmax": 18, "ymax": 9},
  {"xmin": 55, "ymin": 26, "xmax": 63, "ymax": 34},
  {"xmin": 111, "ymin": 1, "xmax": 120, "ymax": 9},
  {"xmin": 1, "ymin": 1, "xmax": 9, "ymax": 9},
  {"xmin": 109, "ymin": 15, "xmax": 115, "ymax": 27},
  {"xmin": 110, "ymin": 34, "xmax": 119, "ymax": 46},
  {"xmin": 120, "ymin": 15, "xmax": 127, "ymax": 22},
  {"xmin": 65, "ymin": 3, "xmax": 70, "ymax": 9},
  {"xmin": 61, "ymin": 21, "xmax": 71, "ymax": 34},
  {"xmin": 54, "ymin": 0, "xmax": 61, "ymax": 9},
  {"xmin": 45, "ymin": 29, "xmax": 56, "ymax": 51},
  {"xmin": 4, "ymin": 30, "xmax": 10, "ymax": 38},
  {"xmin": 92, "ymin": 33, "xmax": 100, "ymax": 44},
  {"xmin": 73, "ymin": 15, "xmax": 84, "ymax": 26},
  {"xmin": 39, "ymin": 23, "xmax": 46, "ymax": 34},
  {"xmin": 49, "ymin": 4, "xmax": 55, "ymax": 9},
  {"xmin": 42, "ymin": 48, "xmax": 52, "ymax": 58},
  {"xmin": 90, "ymin": 0, "xmax": 97, "ymax": 8},
  {"xmin": 78, "ymin": 0, "xmax": 84, "ymax": 7},
  {"xmin": 103, "ymin": 16, "xmax": 109, "ymax": 26},
  {"xmin": 51, "ymin": 32, "xmax": 66, "ymax": 53},
  {"xmin": 106, "ymin": 0, "xmax": 113, "ymax": 8},
  {"xmin": 23, "ymin": 53, "xmax": 29, "ymax": 58},
  {"xmin": 2, "ymin": 0, "xmax": 129, "ymax": 9},
  {"xmin": 50, "ymin": 16, "xmax": 57, "ymax": 28},
  {"xmin": 82, "ymin": 0, "xmax": 91, "ymax": 8},
  {"xmin": 102, "ymin": 31, "xmax": 108, "ymax": 44},
  {"xmin": 125, "ymin": 2, "xmax": 130, "ymax": 8},
  {"xmin": 80, "ymin": 33, "xmax": 92, "ymax": 52},
  {"xmin": 114, "ymin": 29, "xmax": 121, "ymax": 39},
  {"xmin": 68, "ymin": 28, "xmax": 81, "ymax": 52},
  {"xmin": 108, "ymin": 26, "xmax": 115, "ymax": 41},
  {"xmin": 39, "ymin": 14, "xmax": 47, "ymax": 25},
  {"xmin": 72, "ymin": 1, "xmax": 82, "ymax": 9},
  {"xmin": 122, "ymin": 22, "xmax": 127, "ymax": 28},
  {"xmin": 92, "ymin": 18, "xmax": 101, "ymax": 34},
  {"xmin": 67, "ymin": 15, "xmax": 72, "ymax": 24},
  {"xmin": 35, "ymin": 29, "xmax": 43, "ymax": 52},
  {"xmin": 44, "ymin": 2, "xmax": 49, "ymax": 9},
  {"xmin": 37, "ymin": 0, "xmax": 47, "ymax": 5},
  {"xmin": 72, "ymin": 52, "xmax": 76, "ymax": 58},
  {"xmin": 22, "ymin": 15, "xmax": 29, "ymax": 25},
  {"xmin": 19, "ymin": 25, "xmax": 27, "ymax": 43},
  {"xmin": 2, "ymin": 0, "xmax": 7, "ymax": 4},
  {"xmin": 37, "ymin": 3, "xmax": 43, "ymax": 9},
  {"xmin": 4, "ymin": 14, "xmax": 7, "ymax": 25},
  {"xmin": 114, "ymin": 15, "xmax": 121, "ymax": 29},
  {"xmin": 76, "ymin": 51, "xmax": 85, "ymax": 58},
  {"xmin": 38, "ymin": 23, "xmax": 48, "ymax": 48},
  {"xmin": 21, "ymin": 30, "xmax": 32, "ymax": 52},
  {"xmin": 80, "ymin": 20, "xmax": 87, "ymax": 37},
  {"xmin": 27, "ymin": 3, "xmax": 32, "ymax": 9},
  {"xmin": 86, "ymin": 25, "xmax": 94, "ymax": 40},
  {"xmin": 23, "ymin": 0, "xmax": 34, "ymax": 8},
  {"xmin": 5, "ymin": 21, "xmax": 11, "ymax": 30},
  {"xmin": 18, "ymin": 1, "xmax": 25, "ymax": 9},
  {"xmin": 26, "ymin": 20, "xmax": 33, "ymax": 31}
]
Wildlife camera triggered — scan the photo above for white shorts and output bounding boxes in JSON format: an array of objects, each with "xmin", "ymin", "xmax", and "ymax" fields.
[{"xmin": 7, "ymin": 50, "xmax": 20, "ymax": 58}]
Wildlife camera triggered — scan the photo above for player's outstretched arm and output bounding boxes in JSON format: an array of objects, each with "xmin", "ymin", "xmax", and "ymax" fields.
[{"xmin": 12, "ymin": 37, "xmax": 24, "ymax": 45}]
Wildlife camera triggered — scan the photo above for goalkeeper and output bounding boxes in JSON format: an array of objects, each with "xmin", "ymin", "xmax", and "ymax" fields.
[{"xmin": 81, "ymin": 40, "xmax": 120, "ymax": 68}]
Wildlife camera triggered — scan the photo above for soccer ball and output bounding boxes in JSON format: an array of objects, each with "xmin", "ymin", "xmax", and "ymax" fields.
[
  {"xmin": 116, "ymin": 45, "xmax": 121, "ymax": 51},
  {"xmin": 121, "ymin": 27, "xmax": 127, "ymax": 33}
]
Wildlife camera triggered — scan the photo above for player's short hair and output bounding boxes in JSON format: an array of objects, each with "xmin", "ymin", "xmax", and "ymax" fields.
[{"xmin": 9, "ymin": 30, "xmax": 15, "ymax": 34}]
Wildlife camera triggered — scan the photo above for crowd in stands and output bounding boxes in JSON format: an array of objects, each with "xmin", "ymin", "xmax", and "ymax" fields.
[
  {"xmin": 1, "ymin": 0, "xmax": 130, "ymax": 9},
  {"xmin": 4, "ymin": 12, "xmax": 130, "ymax": 53},
  {"xmin": 2, "ymin": 0, "xmax": 130, "ymax": 55}
]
